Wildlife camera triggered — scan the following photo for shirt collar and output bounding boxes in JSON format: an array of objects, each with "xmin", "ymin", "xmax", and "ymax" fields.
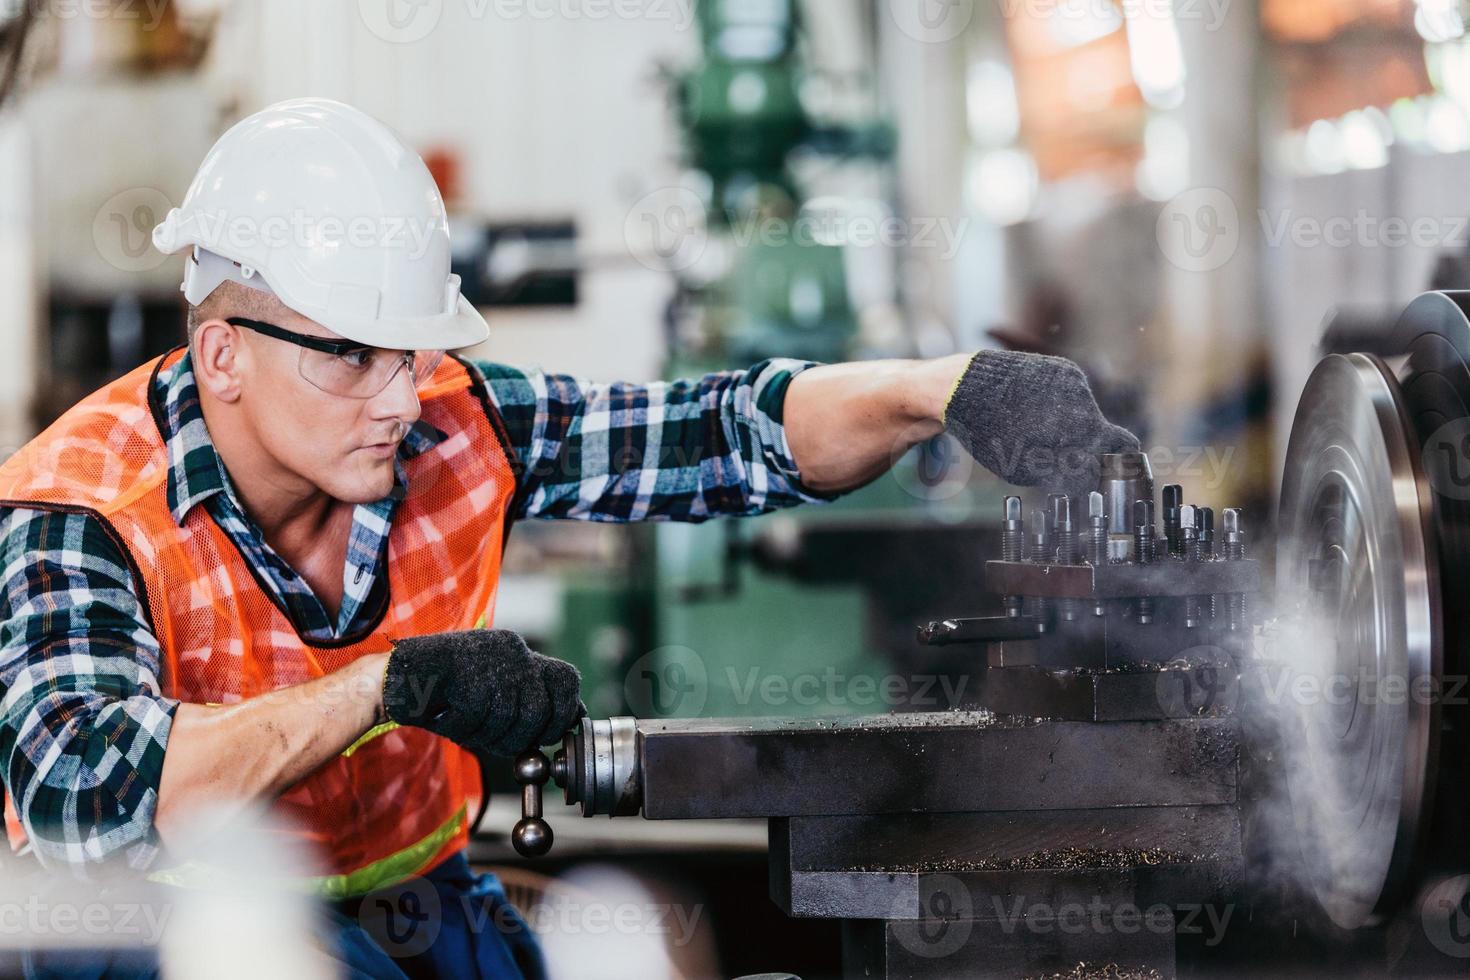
[{"xmin": 158, "ymin": 350, "xmax": 447, "ymax": 527}]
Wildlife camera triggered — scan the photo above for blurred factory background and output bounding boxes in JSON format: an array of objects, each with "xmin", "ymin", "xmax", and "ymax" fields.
[{"xmin": 2, "ymin": 0, "xmax": 1470, "ymax": 977}]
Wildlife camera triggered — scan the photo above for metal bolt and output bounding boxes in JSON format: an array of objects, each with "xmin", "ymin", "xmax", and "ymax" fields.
[
  {"xmin": 1029, "ymin": 506, "xmax": 1052, "ymax": 562},
  {"xmin": 1045, "ymin": 494, "xmax": 1067, "ymax": 560},
  {"xmin": 1133, "ymin": 500, "xmax": 1155, "ymax": 564},
  {"xmin": 1026, "ymin": 507, "xmax": 1052, "ymax": 630},
  {"xmin": 1223, "ymin": 508, "xmax": 1247, "ymax": 631},
  {"xmin": 1199, "ymin": 505, "xmax": 1223, "ymax": 620},
  {"xmin": 1163, "ymin": 485, "xmax": 1184, "ymax": 557},
  {"xmin": 1053, "ymin": 495, "xmax": 1078, "ymax": 561},
  {"xmin": 1180, "ymin": 504, "xmax": 1202, "ymax": 628},
  {"xmin": 1001, "ymin": 496, "xmax": 1024, "ymax": 619},
  {"xmin": 1052, "ymin": 495, "xmax": 1079, "ymax": 621},
  {"xmin": 1086, "ymin": 491, "xmax": 1108, "ymax": 617},
  {"xmin": 1133, "ymin": 499, "xmax": 1156, "ymax": 625}
]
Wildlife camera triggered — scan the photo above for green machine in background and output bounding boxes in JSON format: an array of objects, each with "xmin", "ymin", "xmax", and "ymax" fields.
[
  {"xmin": 629, "ymin": 0, "xmax": 1002, "ymax": 722},
  {"xmin": 667, "ymin": 0, "xmax": 893, "ymax": 366},
  {"xmin": 546, "ymin": 0, "xmax": 1002, "ymax": 724}
]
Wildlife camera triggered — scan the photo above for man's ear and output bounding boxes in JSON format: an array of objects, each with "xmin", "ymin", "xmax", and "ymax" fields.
[{"xmin": 192, "ymin": 318, "xmax": 245, "ymax": 403}]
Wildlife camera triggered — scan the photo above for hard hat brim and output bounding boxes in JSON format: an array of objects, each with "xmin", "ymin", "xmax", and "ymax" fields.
[{"xmin": 319, "ymin": 293, "xmax": 491, "ymax": 353}]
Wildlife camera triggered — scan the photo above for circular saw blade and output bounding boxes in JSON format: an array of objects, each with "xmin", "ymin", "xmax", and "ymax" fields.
[{"xmin": 1276, "ymin": 351, "xmax": 1441, "ymax": 929}]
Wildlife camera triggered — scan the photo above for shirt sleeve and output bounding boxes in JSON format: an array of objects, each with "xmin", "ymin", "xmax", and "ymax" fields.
[
  {"xmin": 473, "ymin": 358, "xmax": 840, "ymax": 522},
  {"xmin": 0, "ymin": 506, "xmax": 178, "ymax": 875}
]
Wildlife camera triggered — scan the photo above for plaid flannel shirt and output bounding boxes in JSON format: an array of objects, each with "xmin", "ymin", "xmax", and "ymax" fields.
[{"xmin": 0, "ymin": 350, "xmax": 828, "ymax": 874}]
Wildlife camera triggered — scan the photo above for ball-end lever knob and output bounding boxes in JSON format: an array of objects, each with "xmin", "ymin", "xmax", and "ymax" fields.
[{"xmin": 511, "ymin": 749, "xmax": 554, "ymax": 858}]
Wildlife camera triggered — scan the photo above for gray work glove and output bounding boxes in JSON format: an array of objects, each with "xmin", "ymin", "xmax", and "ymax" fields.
[
  {"xmin": 943, "ymin": 350, "xmax": 1140, "ymax": 499},
  {"xmin": 382, "ymin": 628, "xmax": 585, "ymax": 757}
]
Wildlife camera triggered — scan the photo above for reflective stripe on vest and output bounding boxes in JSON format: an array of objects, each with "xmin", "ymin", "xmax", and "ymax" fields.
[
  {"xmin": 0, "ymin": 347, "xmax": 520, "ymax": 881},
  {"xmin": 146, "ymin": 804, "xmax": 469, "ymax": 899}
]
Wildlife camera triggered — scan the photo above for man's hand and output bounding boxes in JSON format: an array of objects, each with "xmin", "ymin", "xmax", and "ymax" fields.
[
  {"xmin": 381, "ymin": 629, "xmax": 585, "ymax": 757},
  {"xmin": 942, "ymin": 350, "xmax": 1139, "ymax": 498}
]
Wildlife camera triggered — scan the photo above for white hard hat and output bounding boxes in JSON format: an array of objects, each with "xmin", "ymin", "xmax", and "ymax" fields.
[{"xmin": 152, "ymin": 98, "xmax": 488, "ymax": 351}]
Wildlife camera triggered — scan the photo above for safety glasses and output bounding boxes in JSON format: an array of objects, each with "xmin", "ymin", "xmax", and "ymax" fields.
[{"xmin": 225, "ymin": 317, "xmax": 446, "ymax": 399}]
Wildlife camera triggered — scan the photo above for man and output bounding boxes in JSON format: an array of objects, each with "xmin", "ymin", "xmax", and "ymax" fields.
[{"xmin": 0, "ymin": 99, "xmax": 1135, "ymax": 977}]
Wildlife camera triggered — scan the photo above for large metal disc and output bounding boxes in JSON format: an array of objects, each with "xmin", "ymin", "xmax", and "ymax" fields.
[
  {"xmin": 1386, "ymin": 291, "xmax": 1470, "ymax": 876},
  {"xmin": 1276, "ymin": 352, "xmax": 1441, "ymax": 929}
]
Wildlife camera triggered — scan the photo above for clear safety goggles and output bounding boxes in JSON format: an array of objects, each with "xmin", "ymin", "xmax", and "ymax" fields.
[{"xmin": 226, "ymin": 317, "xmax": 446, "ymax": 399}]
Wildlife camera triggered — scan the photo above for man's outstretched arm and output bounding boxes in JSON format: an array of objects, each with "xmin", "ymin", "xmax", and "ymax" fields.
[
  {"xmin": 479, "ymin": 358, "xmax": 836, "ymax": 522},
  {"xmin": 783, "ymin": 350, "xmax": 1140, "ymax": 498},
  {"xmin": 478, "ymin": 350, "xmax": 1135, "ymax": 524}
]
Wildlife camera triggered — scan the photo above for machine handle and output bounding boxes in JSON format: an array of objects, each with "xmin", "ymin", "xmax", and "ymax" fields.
[
  {"xmin": 511, "ymin": 749, "xmax": 554, "ymax": 857},
  {"xmin": 916, "ymin": 615, "xmax": 1044, "ymax": 645}
]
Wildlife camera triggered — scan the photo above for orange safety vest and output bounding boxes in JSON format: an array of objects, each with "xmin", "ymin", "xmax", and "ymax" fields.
[{"xmin": 0, "ymin": 346, "xmax": 520, "ymax": 897}]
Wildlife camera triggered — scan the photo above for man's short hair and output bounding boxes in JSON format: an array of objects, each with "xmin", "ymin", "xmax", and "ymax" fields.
[{"xmin": 186, "ymin": 281, "xmax": 294, "ymax": 345}]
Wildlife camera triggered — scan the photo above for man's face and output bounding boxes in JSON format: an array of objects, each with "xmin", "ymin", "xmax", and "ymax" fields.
[{"xmin": 231, "ymin": 308, "xmax": 423, "ymax": 506}]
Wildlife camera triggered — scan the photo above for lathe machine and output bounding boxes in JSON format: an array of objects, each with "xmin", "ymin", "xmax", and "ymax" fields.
[{"xmin": 507, "ymin": 291, "xmax": 1470, "ymax": 978}]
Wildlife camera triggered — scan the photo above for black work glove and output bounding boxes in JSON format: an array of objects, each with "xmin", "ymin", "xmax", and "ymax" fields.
[
  {"xmin": 943, "ymin": 350, "xmax": 1140, "ymax": 499},
  {"xmin": 382, "ymin": 628, "xmax": 585, "ymax": 757}
]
